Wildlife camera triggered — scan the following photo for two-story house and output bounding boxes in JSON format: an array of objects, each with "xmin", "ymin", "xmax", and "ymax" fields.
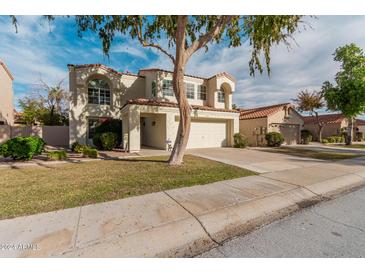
[
  {"xmin": 68, "ymin": 64, "xmax": 239, "ymax": 152},
  {"xmin": 0, "ymin": 60, "xmax": 14, "ymax": 126}
]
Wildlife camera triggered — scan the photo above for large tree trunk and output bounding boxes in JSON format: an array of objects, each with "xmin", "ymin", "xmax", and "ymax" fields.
[
  {"xmin": 168, "ymin": 16, "xmax": 191, "ymax": 166},
  {"xmin": 315, "ymin": 112, "xmax": 322, "ymax": 142},
  {"xmin": 346, "ymin": 117, "xmax": 353, "ymax": 145}
]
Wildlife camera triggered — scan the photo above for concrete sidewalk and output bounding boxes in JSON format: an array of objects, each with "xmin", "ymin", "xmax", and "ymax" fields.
[{"xmin": 1, "ymin": 156, "xmax": 365, "ymax": 257}]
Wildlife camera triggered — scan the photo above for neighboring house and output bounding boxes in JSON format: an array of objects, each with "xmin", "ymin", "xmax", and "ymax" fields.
[
  {"xmin": 239, "ymin": 103, "xmax": 304, "ymax": 146},
  {"xmin": 302, "ymin": 113, "xmax": 349, "ymax": 140},
  {"xmin": 68, "ymin": 64, "xmax": 239, "ymax": 152},
  {"xmin": 0, "ymin": 60, "xmax": 14, "ymax": 125},
  {"xmin": 355, "ymin": 119, "xmax": 365, "ymax": 139}
]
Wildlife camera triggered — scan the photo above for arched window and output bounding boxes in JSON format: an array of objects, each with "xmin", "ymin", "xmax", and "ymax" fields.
[
  {"xmin": 217, "ymin": 87, "xmax": 225, "ymax": 103},
  {"xmin": 88, "ymin": 79, "xmax": 111, "ymax": 105}
]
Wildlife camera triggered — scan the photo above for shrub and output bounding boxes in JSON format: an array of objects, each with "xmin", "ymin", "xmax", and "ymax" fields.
[
  {"xmin": 92, "ymin": 133, "xmax": 103, "ymax": 149},
  {"xmin": 71, "ymin": 141, "xmax": 79, "ymax": 152},
  {"xmin": 0, "ymin": 142, "xmax": 8, "ymax": 157},
  {"xmin": 82, "ymin": 147, "xmax": 98, "ymax": 158},
  {"xmin": 94, "ymin": 119, "xmax": 123, "ymax": 147},
  {"xmin": 100, "ymin": 132, "xmax": 118, "ymax": 150},
  {"xmin": 356, "ymin": 132, "xmax": 364, "ymax": 141},
  {"xmin": 233, "ymin": 133, "xmax": 248, "ymax": 148},
  {"xmin": 265, "ymin": 132, "xmax": 284, "ymax": 147},
  {"xmin": 74, "ymin": 143, "xmax": 88, "ymax": 154},
  {"xmin": 301, "ymin": 130, "xmax": 313, "ymax": 144},
  {"xmin": 322, "ymin": 138, "xmax": 329, "ymax": 144},
  {"xmin": 324, "ymin": 135, "xmax": 345, "ymax": 143},
  {"xmin": 1, "ymin": 136, "xmax": 45, "ymax": 160},
  {"xmin": 48, "ymin": 150, "xmax": 67, "ymax": 160}
]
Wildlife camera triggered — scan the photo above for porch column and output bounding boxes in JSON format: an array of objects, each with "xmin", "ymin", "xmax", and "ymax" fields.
[{"xmin": 128, "ymin": 105, "xmax": 141, "ymax": 152}]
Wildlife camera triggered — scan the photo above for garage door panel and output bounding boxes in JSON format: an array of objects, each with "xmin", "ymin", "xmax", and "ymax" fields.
[
  {"xmin": 277, "ymin": 124, "xmax": 299, "ymax": 145},
  {"xmin": 187, "ymin": 119, "xmax": 227, "ymax": 148}
]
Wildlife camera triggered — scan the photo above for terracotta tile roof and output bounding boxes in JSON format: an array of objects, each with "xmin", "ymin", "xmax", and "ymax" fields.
[
  {"xmin": 302, "ymin": 113, "xmax": 346, "ymax": 124},
  {"xmin": 124, "ymin": 99, "xmax": 239, "ymax": 113},
  {"xmin": 139, "ymin": 68, "xmax": 236, "ymax": 82},
  {"xmin": 239, "ymin": 103, "xmax": 292, "ymax": 120},
  {"xmin": 67, "ymin": 64, "xmax": 142, "ymax": 78},
  {"xmin": 0, "ymin": 60, "xmax": 14, "ymax": 80}
]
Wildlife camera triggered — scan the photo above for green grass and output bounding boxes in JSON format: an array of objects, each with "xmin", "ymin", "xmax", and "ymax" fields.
[
  {"xmin": 262, "ymin": 147, "xmax": 362, "ymax": 160},
  {"xmin": 326, "ymin": 143, "xmax": 365, "ymax": 149},
  {"xmin": 0, "ymin": 155, "xmax": 256, "ymax": 220}
]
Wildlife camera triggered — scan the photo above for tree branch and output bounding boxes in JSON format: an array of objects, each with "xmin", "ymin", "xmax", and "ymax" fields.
[
  {"xmin": 134, "ymin": 19, "xmax": 175, "ymax": 64},
  {"xmin": 185, "ymin": 16, "xmax": 235, "ymax": 59}
]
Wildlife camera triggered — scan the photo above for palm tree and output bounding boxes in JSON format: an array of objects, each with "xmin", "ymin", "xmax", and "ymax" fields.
[{"xmin": 294, "ymin": 89, "xmax": 326, "ymax": 142}]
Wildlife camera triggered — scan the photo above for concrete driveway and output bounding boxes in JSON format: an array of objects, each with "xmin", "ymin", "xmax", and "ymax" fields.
[{"xmin": 188, "ymin": 147, "xmax": 324, "ymax": 173}]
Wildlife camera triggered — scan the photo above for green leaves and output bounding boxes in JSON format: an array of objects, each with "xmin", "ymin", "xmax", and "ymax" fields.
[{"xmin": 323, "ymin": 44, "xmax": 365, "ymax": 118}]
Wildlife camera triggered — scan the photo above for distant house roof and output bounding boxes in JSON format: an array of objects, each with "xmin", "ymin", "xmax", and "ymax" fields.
[
  {"xmin": 123, "ymin": 98, "xmax": 239, "ymax": 113},
  {"xmin": 0, "ymin": 60, "xmax": 14, "ymax": 80},
  {"xmin": 356, "ymin": 119, "xmax": 365, "ymax": 126},
  {"xmin": 239, "ymin": 103, "xmax": 292, "ymax": 120},
  {"xmin": 67, "ymin": 64, "xmax": 142, "ymax": 78},
  {"xmin": 302, "ymin": 113, "xmax": 346, "ymax": 124}
]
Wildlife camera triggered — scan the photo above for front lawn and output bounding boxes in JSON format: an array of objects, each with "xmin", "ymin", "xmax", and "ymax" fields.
[
  {"xmin": 0, "ymin": 155, "xmax": 256, "ymax": 220},
  {"xmin": 262, "ymin": 147, "xmax": 362, "ymax": 160},
  {"xmin": 326, "ymin": 143, "xmax": 365, "ymax": 149}
]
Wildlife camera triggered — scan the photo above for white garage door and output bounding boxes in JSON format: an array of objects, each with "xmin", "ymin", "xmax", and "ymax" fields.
[
  {"xmin": 278, "ymin": 124, "xmax": 300, "ymax": 145},
  {"xmin": 187, "ymin": 119, "xmax": 227, "ymax": 148}
]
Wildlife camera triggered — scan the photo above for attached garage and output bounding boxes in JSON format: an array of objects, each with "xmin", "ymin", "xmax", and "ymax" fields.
[
  {"xmin": 187, "ymin": 118, "xmax": 227, "ymax": 148},
  {"xmin": 271, "ymin": 123, "xmax": 300, "ymax": 145},
  {"xmin": 239, "ymin": 103, "xmax": 304, "ymax": 146}
]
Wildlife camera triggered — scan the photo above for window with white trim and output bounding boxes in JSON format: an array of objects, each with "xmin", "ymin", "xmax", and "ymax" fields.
[
  {"xmin": 185, "ymin": 82, "xmax": 195, "ymax": 99},
  {"xmin": 162, "ymin": 79, "xmax": 174, "ymax": 97},
  {"xmin": 88, "ymin": 79, "xmax": 111, "ymax": 105},
  {"xmin": 217, "ymin": 90, "xmax": 225, "ymax": 103},
  {"xmin": 197, "ymin": 85, "xmax": 207, "ymax": 100}
]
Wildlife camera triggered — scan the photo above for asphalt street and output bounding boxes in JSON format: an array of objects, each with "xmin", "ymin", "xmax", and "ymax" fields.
[{"xmin": 198, "ymin": 186, "xmax": 365, "ymax": 258}]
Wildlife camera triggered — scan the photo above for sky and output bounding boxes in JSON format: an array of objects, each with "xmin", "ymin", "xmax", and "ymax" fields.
[{"xmin": 1, "ymin": 15, "xmax": 365, "ymax": 114}]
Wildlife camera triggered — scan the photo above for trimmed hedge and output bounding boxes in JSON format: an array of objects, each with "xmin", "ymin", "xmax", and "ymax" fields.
[
  {"xmin": 82, "ymin": 147, "xmax": 98, "ymax": 158},
  {"xmin": 233, "ymin": 133, "xmax": 248, "ymax": 148},
  {"xmin": 322, "ymin": 135, "xmax": 345, "ymax": 144},
  {"xmin": 0, "ymin": 136, "xmax": 45, "ymax": 160},
  {"xmin": 48, "ymin": 150, "xmax": 67, "ymax": 160},
  {"xmin": 100, "ymin": 132, "xmax": 118, "ymax": 150},
  {"xmin": 265, "ymin": 132, "xmax": 284, "ymax": 147}
]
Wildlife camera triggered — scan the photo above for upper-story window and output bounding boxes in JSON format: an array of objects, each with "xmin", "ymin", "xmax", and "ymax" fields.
[
  {"xmin": 88, "ymin": 79, "xmax": 111, "ymax": 105},
  {"xmin": 197, "ymin": 85, "xmax": 207, "ymax": 100},
  {"xmin": 217, "ymin": 89, "xmax": 225, "ymax": 103},
  {"xmin": 151, "ymin": 81, "xmax": 157, "ymax": 98},
  {"xmin": 185, "ymin": 82, "xmax": 195, "ymax": 99},
  {"xmin": 162, "ymin": 79, "xmax": 174, "ymax": 97}
]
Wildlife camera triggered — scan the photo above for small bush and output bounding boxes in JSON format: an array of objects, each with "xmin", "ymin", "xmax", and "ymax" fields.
[
  {"xmin": 301, "ymin": 130, "xmax": 313, "ymax": 144},
  {"xmin": 233, "ymin": 133, "xmax": 248, "ymax": 148},
  {"xmin": 265, "ymin": 132, "xmax": 284, "ymax": 147},
  {"xmin": 94, "ymin": 119, "xmax": 123, "ymax": 147},
  {"xmin": 71, "ymin": 141, "xmax": 79, "ymax": 152},
  {"xmin": 323, "ymin": 135, "xmax": 345, "ymax": 143},
  {"xmin": 74, "ymin": 143, "xmax": 88, "ymax": 154},
  {"xmin": 48, "ymin": 150, "xmax": 67, "ymax": 160},
  {"xmin": 0, "ymin": 142, "xmax": 8, "ymax": 157},
  {"xmin": 356, "ymin": 132, "xmax": 364, "ymax": 141},
  {"xmin": 99, "ymin": 132, "xmax": 118, "ymax": 150},
  {"xmin": 1, "ymin": 136, "xmax": 45, "ymax": 160},
  {"xmin": 82, "ymin": 147, "xmax": 98, "ymax": 158}
]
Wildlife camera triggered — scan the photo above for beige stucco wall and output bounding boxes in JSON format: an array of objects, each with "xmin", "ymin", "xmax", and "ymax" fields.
[
  {"xmin": 69, "ymin": 65, "xmax": 237, "ymax": 148},
  {"xmin": 122, "ymin": 104, "xmax": 239, "ymax": 152},
  {"xmin": 0, "ymin": 63, "xmax": 14, "ymax": 126},
  {"xmin": 68, "ymin": 66, "xmax": 145, "ymax": 145},
  {"xmin": 239, "ymin": 107, "xmax": 304, "ymax": 146},
  {"xmin": 141, "ymin": 113, "xmax": 166, "ymax": 149},
  {"xmin": 303, "ymin": 119, "xmax": 348, "ymax": 141},
  {"xmin": 239, "ymin": 117, "xmax": 268, "ymax": 146}
]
